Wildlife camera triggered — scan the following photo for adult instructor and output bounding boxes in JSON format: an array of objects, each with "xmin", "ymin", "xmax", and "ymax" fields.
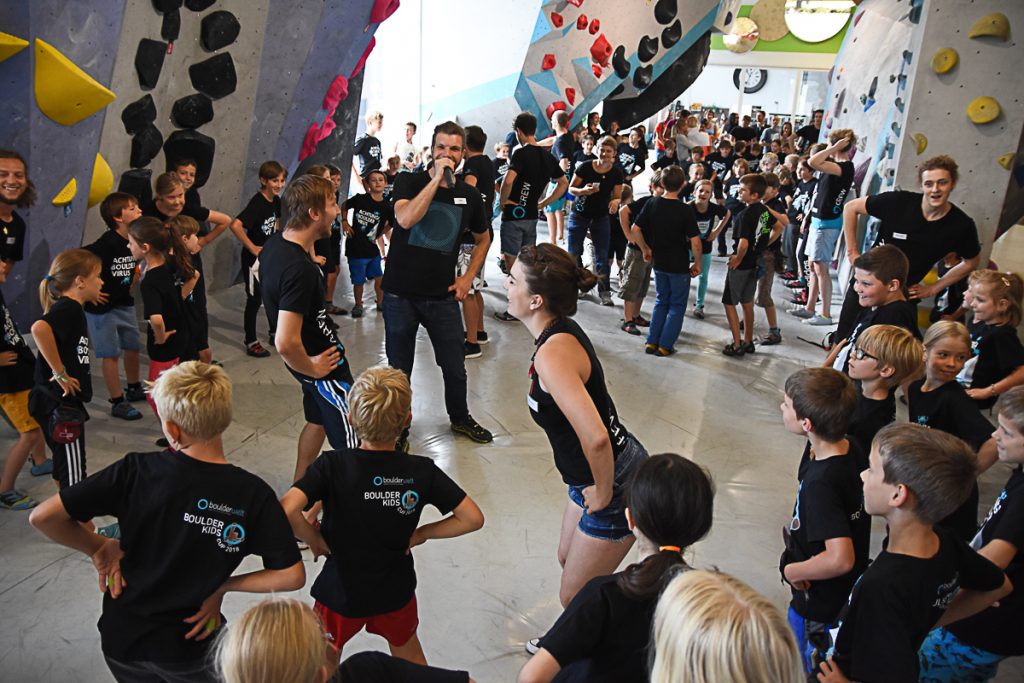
[
  {"xmin": 837, "ymin": 155, "xmax": 980, "ymax": 340},
  {"xmin": 385, "ymin": 121, "xmax": 494, "ymax": 446}
]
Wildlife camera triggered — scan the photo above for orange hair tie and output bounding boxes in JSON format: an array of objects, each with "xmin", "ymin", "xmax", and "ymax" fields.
[{"xmin": 659, "ymin": 545, "xmax": 682, "ymax": 553}]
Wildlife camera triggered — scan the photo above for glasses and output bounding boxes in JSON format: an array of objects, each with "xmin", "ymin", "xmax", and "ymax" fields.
[{"xmin": 851, "ymin": 346, "xmax": 877, "ymax": 361}]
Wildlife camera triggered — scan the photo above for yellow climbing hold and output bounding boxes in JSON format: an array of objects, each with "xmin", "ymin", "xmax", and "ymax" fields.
[
  {"xmin": 52, "ymin": 178, "xmax": 77, "ymax": 207},
  {"xmin": 998, "ymin": 153, "xmax": 1017, "ymax": 170},
  {"xmin": 34, "ymin": 39, "xmax": 116, "ymax": 126},
  {"xmin": 969, "ymin": 12, "xmax": 1010, "ymax": 41},
  {"xmin": 912, "ymin": 133, "xmax": 928, "ymax": 155},
  {"xmin": 88, "ymin": 154, "xmax": 113, "ymax": 208},
  {"xmin": 0, "ymin": 32, "xmax": 29, "ymax": 63},
  {"xmin": 931, "ymin": 48, "xmax": 958, "ymax": 74},
  {"xmin": 966, "ymin": 96, "xmax": 1001, "ymax": 124}
]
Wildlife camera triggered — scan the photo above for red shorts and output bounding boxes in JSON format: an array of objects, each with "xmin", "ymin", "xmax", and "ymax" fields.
[{"xmin": 314, "ymin": 596, "xmax": 418, "ymax": 649}]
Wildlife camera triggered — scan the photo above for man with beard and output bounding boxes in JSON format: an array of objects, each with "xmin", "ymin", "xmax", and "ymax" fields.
[{"xmin": 0, "ymin": 150, "xmax": 34, "ymax": 267}]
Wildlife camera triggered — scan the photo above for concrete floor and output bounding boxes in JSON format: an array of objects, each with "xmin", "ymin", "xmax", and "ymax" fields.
[{"xmin": 1, "ymin": 224, "xmax": 1022, "ymax": 681}]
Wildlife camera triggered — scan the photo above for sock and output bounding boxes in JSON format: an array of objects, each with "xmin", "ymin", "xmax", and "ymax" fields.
[
  {"xmin": 110, "ymin": 396, "xmax": 126, "ymax": 405},
  {"xmin": 770, "ymin": 327, "xmax": 781, "ymax": 335}
]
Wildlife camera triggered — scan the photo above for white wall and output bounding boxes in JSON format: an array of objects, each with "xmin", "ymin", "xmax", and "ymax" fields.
[{"xmin": 676, "ymin": 64, "xmax": 829, "ymax": 118}]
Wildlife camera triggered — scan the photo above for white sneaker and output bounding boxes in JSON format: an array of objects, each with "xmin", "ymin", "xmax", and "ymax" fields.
[
  {"xmin": 599, "ymin": 290, "xmax": 613, "ymax": 306},
  {"xmin": 789, "ymin": 307, "xmax": 814, "ymax": 319},
  {"xmin": 525, "ymin": 637, "xmax": 541, "ymax": 655},
  {"xmin": 804, "ymin": 314, "xmax": 835, "ymax": 326}
]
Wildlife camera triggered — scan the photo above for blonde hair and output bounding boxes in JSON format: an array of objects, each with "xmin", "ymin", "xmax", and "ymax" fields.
[
  {"xmin": 167, "ymin": 214, "xmax": 201, "ymax": 239},
  {"xmin": 651, "ymin": 570, "xmax": 803, "ymax": 683},
  {"xmin": 829, "ymin": 127, "xmax": 858, "ymax": 149},
  {"xmin": 282, "ymin": 174, "xmax": 333, "ymax": 231},
  {"xmin": 349, "ymin": 366, "xmax": 412, "ymax": 443},
  {"xmin": 922, "ymin": 320, "xmax": 970, "ymax": 350},
  {"xmin": 856, "ymin": 324, "xmax": 924, "ymax": 387},
  {"xmin": 969, "ymin": 269, "xmax": 1024, "ymax": 327},
  {"xmin": 365, "ymin": 110, "xmax": 383, "ymax": 125},
  {"xmin": 149, "ymin": 361, "xmax": 232, "ymax": 440},
  {"xmin": 39, "ymin": 249, "xmax": 101, "ymax": 313},
  {"xmin": 214, "ymin": 599, "xmax": 331, "ymax": 683}
]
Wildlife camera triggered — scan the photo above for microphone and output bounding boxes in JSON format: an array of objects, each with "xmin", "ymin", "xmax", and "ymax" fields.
[{"xmin": 443, "ymin": 166, "xmax": 455, "ymax": 188}]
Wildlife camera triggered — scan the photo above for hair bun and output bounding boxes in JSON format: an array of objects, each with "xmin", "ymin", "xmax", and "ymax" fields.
[{"xmin": 576, "ymin": 266, "xmax": 599, "ymax": 293}]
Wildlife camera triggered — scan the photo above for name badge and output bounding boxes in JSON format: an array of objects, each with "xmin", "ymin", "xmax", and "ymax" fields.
[
  {"xmin": 526, "ymin": 393, "xmax": 539, "ymax": 412},
  {"xmin": 454, "ymin": 197, "xmax": 467, "ymax": 205},
  {"xmin": 892, "ymin": 232, "xmax": 907, "ymax": 240}
]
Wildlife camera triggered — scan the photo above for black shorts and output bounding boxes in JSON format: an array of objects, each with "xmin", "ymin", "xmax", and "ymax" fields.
[
  {"xmin": 722, "ymin": 267, "xmax": 757, "ymax": 305},
  {"xmin": 608, "ymin": 226, "xmax": 627, "ymax": 262}
]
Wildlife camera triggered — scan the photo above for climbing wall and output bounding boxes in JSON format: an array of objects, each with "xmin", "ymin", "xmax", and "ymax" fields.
[{"xmin": 516, "ymin": 0, "xmax": 742, "ymax": 138}]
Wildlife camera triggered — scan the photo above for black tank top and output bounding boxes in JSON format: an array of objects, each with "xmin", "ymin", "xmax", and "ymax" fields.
[{"xmin": 528, "ymin": 318, "xmax": 629, "ymax": 486}]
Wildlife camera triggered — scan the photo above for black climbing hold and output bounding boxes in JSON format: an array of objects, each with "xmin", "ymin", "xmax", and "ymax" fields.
[
  {"xmin": 188, "ymin": 53, "xmax": 237, "ymax": 99},
  {"xmin": 638, "ymin": 35, "xmax": 659, "ymax": 62},
  {"xmin": 633, "ymin": 64, "xmax": 653, "ymax": 89},
  {"xmin": 724, "ymin": 12, "xmax": 733, "ymax": 25},
  {"xmin": 164, "ymin": 130, "xmax": 216, "ymax": 188},
  {"xmin": 171, "ymin": 93, "xmax": 214, "ymax": 129},
  {"xmin": 152, "ymin": 0, "xmax": 182, "ymax": 12},
  {"xmin": 662, "ymin": 20, "xmax": 682, "ymax": 49},
  {"xmin": 118, "ymin": 168, "xmax": 154, "ymax": 206},
  {"xmin": 121, "ymin": 94, "xmax": 157, "ymax": 135},
  {"xmin": 184, "ymin": 0, "xmax": 216, "ymax": 10},
  {"xmin": 654, "ymin": 0, "xmax": 677, "ymax": 25},
  {"xmin": 161, "ymin": 9, "xmax": 181, "ymax": 42},
  {"xmin": 130, "ymin": 124, "xmax": 164, "ymax": 169},
  {"xmin": 612, "ymin": 45, "xmax": 630, "ymax": 79},
  {"xmin": 134, "ymin": 39, "xmax": 167, "ymax": 90},
  {"xmin": 611, "ymin": 84, "xmax": 625, "ymax": 97},
  {"xmin": 200, "ymin": 11, "xmax": 241, "ymax": 52}
]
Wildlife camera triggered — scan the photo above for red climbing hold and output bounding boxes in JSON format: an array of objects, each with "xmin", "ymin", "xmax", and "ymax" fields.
[
  {"xmin": 576, "ymin": 14, "xmax": 588, "ymax": 30},
  {"xmin": 566, "ymin": 0, "xmax": 584, "ymax": 7},
  {"xmin": 322, "ymin": 75, "xmax": 349, "ymax": 111},
  {"xmin": 589, "ymin": 19, "xmax": 600, "ymax": 34},
  {"xmin": 299, "ymin": 122, "xmax": 319, "ymax": 161},
  {"xmin": 590, "ymin": 34, "xmax": 611, "ymax": 67},
  {"xmin": 565, "ymin": 87, "xmax": 576, "ymax": 105},
  {"xmin": 550, "ymin": 11, "xmax": 563, "ymax": 28},
  {"xmin": 350, "ymin": 37, "xmax": 375, "ymax": 79},
  {"xmin": 592, "ymin": 64, "xmax": 603, "ymax": 79},
  {"xmin": 545, "ymin": 101, "xmax": 567, "ymax": 120},
  {"xmin": 542, "ymin": 53, "xmax": 556, "ymax": 70},
  {"xmin": 369, "ymin": 0, "xmax": 400, "ymax": 24}
]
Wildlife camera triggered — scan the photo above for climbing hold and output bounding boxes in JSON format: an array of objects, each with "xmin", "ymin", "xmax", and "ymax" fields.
[
  {"xmin": 654, "ymin": 0, "xmax": 677, "ymax": 25},
  {"xmin": 0, "ymin": 32, "xmax": 29, "ymax": 63},
  {"xmin": 589, "ymin": 19, "xmax": 601, "ymax": 35},
  {"xmin": 969, "ymin": 12, "xmax": 1010, "ymax": 41},
  {"xmin": 637, "ymin": 35, "xmax": 659, "ymax": 62},
  {"xmin": 895, "ymin": 97, "xmax": 904, "ymax": 112},
  {"xmin": 135, "ymin": 39, "xmax": 167, "ymax": 89},
  {"xmin": 162, "ymin": 9, "xmax": 181, "ymax": 42},
  {"xmin": 545, "ymin": 101, "xmax": 567, "ymax": 121},
  {"xmin": 171, "ymin": 93, "xmax": 214, "ymax": 129},
  {"xmin": 891, "ymin": 122, "xmax": 901, "ymax": 137},
  {"xmin": 121, "ymin": 94, "xmax": 157, "ymax": 135},
  {"xmin": 34, "ymin": 39, "xmax": 116, "ymax": 126},
  {"xmin": 185, "ymin": 0, "xmax": 215, "ymax": 9},
  {"xmin": 590, "ymin": 34, "xmax": 612, "ymax": 67},
  {"xmin": 661, "ymin": 20, "xmax": 682, "ymax": 49},
  {"xmin": 51, "ymin": 178, "xmax": 77, "ymax": 207},
  {"xmin": 612, "ymin": 45, "xmax": 630, "ymax": 79},
  {"xmin": 998, "ymin": 153, "xmax": 1016, "ymax": 170},
  {"xmin": 577, "ymin": 15, "xmax": 589, "ymax": 30},
  {"xmin": 118, "ymin": 169, "xmax": 153, "ymax": 206},
  {"xmin": 592, "ymin": 64, "xmax": 603, "ymax": 79},
  {"xmin": 542, "ymin": 53, "xmax": 556, "ymax": 70},
  {"xmin": 188, "ymin": 53, "xmax": 237, "ymax": 99},
  {"xmin": 299, "ymin": 123, "xmax": 319, "ymax": 162},
  {"xmin": 322, "ymin": 75, "xmax": 349, "ymax": 111},
  {"xmin": 565, "ymin": 0, "xmax": 583, "ymax": 7},
  {"xmin": 163, "ymin": 130, "xmax": 215, "ymax": 187},
  {"xmin": 966, "ymin": 96, "xmax": 1001, "ymax": 124},
  {"xmin": 200, "ymin": 11, "xmax": 241, "ymax": 52},
  {"xmin": 350, "ymin": 37, "xmax": 375, "ymax": 78},
  {"xmin": 931, "ymin": 48, "xmax": 958, "ymax": 74},
  {"xmin": 369, "ymin": 0, "xmax": 400, "ymax": 23},
  {"xmin": 550, "ymin": 12, "xmax": 563, "ymax": 28},
  {"xmin": 152, "ymin": 0, "xmax": 182, "ymax": 11},
  {"xmin": 131, "ymin": 124, "xmax": 164, "ymax": 168},
  {"xmin": 902, "ymin": 50, "xmax": 913, "ymax": 63},
  {"xmin": 912, "ymin": 132, "xmax": 928, "ymax": 155},
  {"xmin": 749, "ymin": 0, "xmax": 788, "ymax": 42},
  {"xmin": 88, "ymin": 154, "xmax": 113, "ymax": 208},
  {"xmin": 610, "ymin": 84, "xmax": 625, "ymax": 98},
  {"xmin": 632, "ymin": 64, "xmax": 653, "ymax": 90},
  {"xmin": 565, "ymin": 87, "xmax": 576, "ymax": 105}
]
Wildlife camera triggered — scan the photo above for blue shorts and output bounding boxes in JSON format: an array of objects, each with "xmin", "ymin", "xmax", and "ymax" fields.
[
  {"xmin": 543, "ymin": 181, "xmax": 567, "ymax": 214},
  {"xmin": 807, "ymin": 223, "xmax": 841, "ymax": 263},
  {"xmin": 85, "ymin": 306, "xmax": 141, "ymax": 358},
  {"xmin": 567, "ymin": 435, "xmax": 648, "ymax": 541},
  {"xmin": 919, "ymin": 627, "xmax": 1003, "ymax": 683},
  {"xmin": 348, "ymin": 255, "xmax": 383, "ymax": 286},
  {"xmin": 787, "ymin": 606, "xmax": 834, "ymax": 674},
  {"xmin": 300, "ymin": 376, "xmax": 359, "ymax": 451}
]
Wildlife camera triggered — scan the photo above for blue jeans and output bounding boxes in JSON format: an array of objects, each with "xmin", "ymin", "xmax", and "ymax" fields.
[
  {"xmin": 382, "ymin": 293, "xmax": 468, "ymax": 422},
  {"xmin": 567, "ymin": 213, "xmax": 611, "ymax": 291},
  {"xmin": 695, "ymin": 253, "xmax": 713, "ymax": 308},
  {"xmin": 647, "ymin": 270, "xmax": 691, "ymax": 350}
]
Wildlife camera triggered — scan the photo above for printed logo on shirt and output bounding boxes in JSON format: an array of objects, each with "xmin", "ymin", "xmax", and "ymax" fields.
[
  {"xmin": 354, "ymin": 209, "xmax": 384, "ymax": 239},
  {"xmin": 77, "ymin": 336, "xmax": 90, "ymax": 366},
  {"xmin": 110, "ymin": 254, "xmax": 135, "ymax": 286},
  {"xmin": 182, "ymin": 512, "xmax": 246, "ymax": 553},
  {"xmin": 933, "ymin": 572, "xmax": 960, "ymax": 610},
  {"xmin": 197, "ymin": 497, "xmax": 246, "ymax": 518},
  {"xmin": 3, "ymin": 307, "xmax": 24, "ymax": 347},
  {"xmin": 259, "ymin": 216, "xmax": 277, "ymax": 237},
  {"xmin": 365, "ymin": 476, "xmax": 420, "ymax": 514}
]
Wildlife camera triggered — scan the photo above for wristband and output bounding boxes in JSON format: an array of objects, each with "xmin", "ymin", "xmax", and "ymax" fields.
[{"xmin": 52, "ymin": 370, "xmax": 68, "ymax": 382}]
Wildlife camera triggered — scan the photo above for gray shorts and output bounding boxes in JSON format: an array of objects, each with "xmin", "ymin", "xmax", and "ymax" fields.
[
  {"xmin": 756, "ymin": 252, "xmax": 777, "ymax": 308},
  {"xmin": 500, "ymin": 218, "xmax": 538, "ymax": 256},
  {"xmin": 618, "ymin": 246, "xmax": 652, "ymax": 302},
  {"xmin": 722, "ymin": 267, "xmax": 757, "ymax": 305},
  {"xmin": 806, "ymin": 226, "xmax": 840, "ymax": 263}
]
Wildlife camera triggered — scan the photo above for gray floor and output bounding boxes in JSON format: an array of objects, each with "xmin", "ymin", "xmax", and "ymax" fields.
[{"xmin": 2, "ymin": 227, "xmax": 1022, "ymax": 681}]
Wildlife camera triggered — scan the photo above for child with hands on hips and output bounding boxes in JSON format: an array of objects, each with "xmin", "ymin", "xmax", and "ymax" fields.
[{"xmin": 960, "ymin": 269, "xmax": 1024, "ymax": 408}]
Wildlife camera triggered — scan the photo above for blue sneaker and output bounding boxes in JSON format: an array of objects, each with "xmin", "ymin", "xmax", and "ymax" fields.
[
  {"xmin": 111, "ymin": 399, "xmax": 143, "ymax": 421},
  {"xmin": 31, "ymin": 459, "xmax": 53, "ymax": 476},
  {"xmin": 1, "ymin": 489, "xmax": 38, "ymax": 510}
]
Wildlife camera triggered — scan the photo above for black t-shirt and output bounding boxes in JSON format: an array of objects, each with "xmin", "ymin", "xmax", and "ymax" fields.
[
  {"xmin": 964, "ymin": 321, "xmax": 1024, "ymax": 408},
  {"xmin": 140, "ymin": 199, "xmax": 172, "ymax": 222},
  {"xmin": 33, "ymin": 297, "xmax": 92, "ymax": 403},
  {"xmin": 59, "ymin": 451, "xmax": 300, "ymax": 663},
  {"xmin": 634, "ymin": 197, "xmax": 699, "ymax": 273},
  {"xmin": 649, "ymin": 152, "xmax": 679, "ymax": 172},
  {"xmin": 569, "ymin": 151, "xmax": 596, "ymax": 182},
  {"xmin": 571, "ymin": 162, "xmax": 625, "ymax": 219},
  {"xmin": 528, "ymin": 319, "xmax": 630, "ymax": 486},
  {"xmin": 622, "ymin": 196, "xmax": 653, "ymax": 251},
  {"xmin": 831, "ymin": 525, "xmax": 1005, "ymax": 682},
  {"xmin": 731, "ymin": 125, "xmax": 758, "ymax": 142},
  {"xmin": 85, "ymin": 230, "xmax": 136, "ymax": 313},
  {"xmin": 552, "ymin": 133, "xmax": 577, "ymax": 167},
  {"xmin": 336, "ymin": 651, "xmax": 469, "ymax": 683},
  {"xmin": 848, "ymin": 389, "xmax": 895, "ymax": 454},
  {"xmin": 236, "ymin": 192, "xmax": 281, "ymax": 268},
  {"xmin": 785, "ymin": 442, "xmax": 870, "ymax": 623},
  {"xmin": 733, "ymin": 202, "xmax": 767, "ymax": 270},
  {"xmin": 181, "ymin": 187, "xmax": 210, "ymax": 223},
  {"xmin": 539, "ymin": 572, "xmax": 658, "ymax": 682},
  {"xmin": 723, "ymin": 175, "xmax": 745, "ymax": 215},
  {"xmin": 704, "ymin": 152, "xmax": 733, "ymax": 197},
  {"xmin": 834, "ymin": 300, "xmax": 921, "ymax": 373},
  {"xmin": 353, "ymin": 134, "xmax": 383, "ymax": 176},
  {"xmin": 0, "ymin": 211, "xmax": 26, "ymax": 262},
  {"xmin": 787, "ymin": 178, "xmax": 815, "ymax": 223},
  {"xmin": 796, "ymin": 124, "xmax": 821, "ymax": 149},
  {"xmin": 501, "ymin": 145, "xmax": 563, "ymax": 221},
  {"xmin": 141, "ymin": 263, "xmax": 185, "ymax": 362},
  {"xmin": 615, "ymin": 144, "xmax": 646, "ymax": 178},
  {"xmin": 460, "ymin": 154, "xmax": 496, "ymax": 218},
  {"xmin": 181, "ymin": 253, "xmax": 206, "ymax": 361},
  {"xmin": 866, "ymin": 191, "xmax": 980, "ymax": 286},
  {"xmin": 811, "ymin": 159, "xmax": 854, "ymax": 221},
  {"xmin": 949, "ymin": 465, "xmax": 1024, "ymax": 656},
  {"xmin": 384, "ymin": 171, "xmax": 488, "ymax": 299},
  {"xmin": 294, "ymin": 447, "xmax": 466, "ymax": 617},
  {"xmin": 0, "ymin": 289, "xmax": 34, "ymax": 393},
  {"xmin": 259, "ymin": 234, "xmax": 352, "ymax": 384},
  {"xmin": 691, "ymin": 201, "xmax": 728, "ymax": 256},
  {"xmin": 344, "ymin": 193, "xmax": 393, "ymax": 259}
]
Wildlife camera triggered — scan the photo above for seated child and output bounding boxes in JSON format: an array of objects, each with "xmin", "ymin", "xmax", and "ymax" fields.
[
  {"xmin": 280, "ymin": 366, "xmax": 484, "ymax": 665},
  {"xmin": 29, "ymin": 361, "xmax": 304, "ymax": 682},
  {"xmin": 961, "ymin": 270, "xmax": 1024, "ymax": 408},
  {"xmin": 779, "ymin": 368, "xmax": 868, "ymax": 674},
  {"xmin": 519, "ymin": 453, "xmax": 714, "ymax": 683},
  {"xmin": 819, "ymin": 423, "xmax": 1011, "ymax": 683}
]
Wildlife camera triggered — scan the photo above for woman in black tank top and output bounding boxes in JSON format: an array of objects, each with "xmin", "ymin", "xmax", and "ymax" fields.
[{"xmin": 505, "ymin": 244, "xmax": 648, "ymax": 623}]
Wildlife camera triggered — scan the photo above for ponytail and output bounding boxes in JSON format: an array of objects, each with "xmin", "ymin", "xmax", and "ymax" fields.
[
  {"xmin": 128, "ymin": 216, "xmax": 196, "ymax": 280},
  {"xmin": 39, "ymin": 249, "xmax": 101, "ymax": 313}
]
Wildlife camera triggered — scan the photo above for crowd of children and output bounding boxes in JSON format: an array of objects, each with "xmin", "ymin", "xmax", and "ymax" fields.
[{"xmin": 3, "ymin": 97, "xmax": 1024, "ymax": 682}]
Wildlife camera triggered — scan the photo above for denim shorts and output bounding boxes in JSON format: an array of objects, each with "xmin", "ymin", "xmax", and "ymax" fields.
[
  {"xmin": 567, "ymin": 435, "xmax": 648, "ymax": 541},
  {"xmin": 499, "ymin": 218, "xmax": 538, "ymax": 256},
  {"xmin": 85, "ymin": 306, "xmax": 141, "ymax": 358},
  {"xmin": 348, "ymin": 255, "xmax": 384, "ymax": 286},
  {"xmin": 807, "ymin": 217, "xmax": 841, "ymax": 263}
]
